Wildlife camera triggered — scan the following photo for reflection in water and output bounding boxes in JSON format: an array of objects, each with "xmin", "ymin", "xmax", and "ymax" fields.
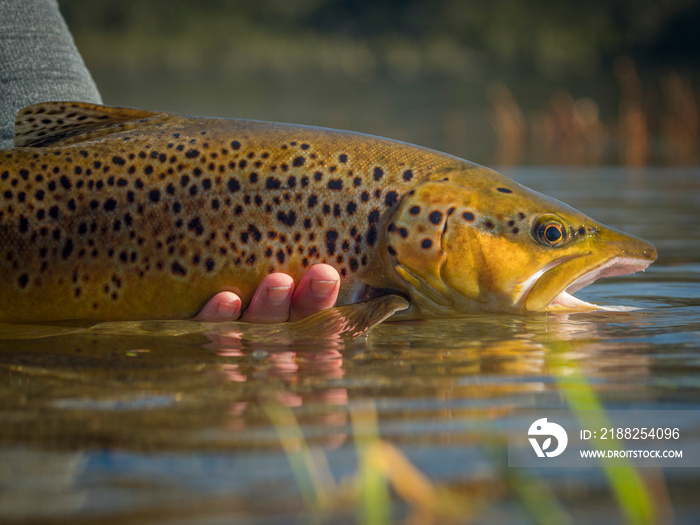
[{"xmin": 0, "ymin": 169, "xmax": 698, "ymax": 522}]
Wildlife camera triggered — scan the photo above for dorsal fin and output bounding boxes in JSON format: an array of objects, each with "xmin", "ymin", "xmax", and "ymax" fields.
[{"xmin": 14, "ymin": 102, "xmax": 168, "ymax": 148}]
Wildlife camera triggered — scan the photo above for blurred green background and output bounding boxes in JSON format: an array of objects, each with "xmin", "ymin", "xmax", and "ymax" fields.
[{"xmin": 60, "ymin": 0, "xmax": 699, "ymax": 166}]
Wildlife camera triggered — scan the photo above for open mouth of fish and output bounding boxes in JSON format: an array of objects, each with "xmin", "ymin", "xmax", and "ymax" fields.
[{"xmin": 520, "ymin": 256, "xmax": 654, "ymax": 312}]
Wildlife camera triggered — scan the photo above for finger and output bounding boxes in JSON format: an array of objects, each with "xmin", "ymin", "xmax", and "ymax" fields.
[
  {"xmin": 241, "ymin": 273, "xmax": 295, "ymax": 323},
  {"xmin": 193, "ymin": 291, "xmax": 243, "ymax": 322},
  {"xmin": 289, "ymin": 264, "xmax": 340, "ymax": 321}
]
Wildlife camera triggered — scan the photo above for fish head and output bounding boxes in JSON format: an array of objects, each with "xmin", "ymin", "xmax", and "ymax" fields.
[{"xmin": 381, "ymin": 165, "xmax": 657, "ymax": 316}]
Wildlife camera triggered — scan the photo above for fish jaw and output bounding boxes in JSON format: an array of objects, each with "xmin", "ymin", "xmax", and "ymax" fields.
[
  {"xmin": 545, "ymin": 256, "xmax": 655, "ymax": 311},
  {"xmin": 522, "ymin": 229, "xmax": 657, "ymax": 312}
]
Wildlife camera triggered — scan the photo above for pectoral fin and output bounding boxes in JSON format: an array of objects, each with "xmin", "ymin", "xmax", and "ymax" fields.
[{"xmin": 290, "ymin": 294, "xmax": 409, "ymax": 339}]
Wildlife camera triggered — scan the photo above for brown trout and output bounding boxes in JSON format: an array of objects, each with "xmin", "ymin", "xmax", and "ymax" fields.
[{"xmin": 0, "ymin": 102, "xmax": 656, "ymax": 324}]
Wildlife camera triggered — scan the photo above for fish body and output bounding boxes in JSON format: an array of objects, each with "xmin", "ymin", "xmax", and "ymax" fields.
[{"xmin": 0, "ymin": 103, "xmax": 656, "ymax": 323}]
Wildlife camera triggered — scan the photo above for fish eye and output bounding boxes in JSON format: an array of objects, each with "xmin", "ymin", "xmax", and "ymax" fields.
[{"xmin": 534, "ymin": 216, "xmax": 568, "ymax": 247}]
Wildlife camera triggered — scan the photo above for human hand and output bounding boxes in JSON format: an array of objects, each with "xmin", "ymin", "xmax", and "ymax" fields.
[{"xmin": 193, "ymin": 264, "xmax": 340, "ymax": 323}]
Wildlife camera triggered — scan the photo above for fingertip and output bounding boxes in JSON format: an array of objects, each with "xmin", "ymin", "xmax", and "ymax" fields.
[
  {"xmin": 194, "ymin": 291, "xmax": 243, "ymax": 322},
  {"xmin": 289, "ymin": 264, "xmax": 340, "ymax": 321},
  {"xmin": 242, "ymin": 273, "xmax": 295, "ymax": 323},
  {"xmin": 306, "ymin": 263, "xmax": 341, "ymax": 285}
]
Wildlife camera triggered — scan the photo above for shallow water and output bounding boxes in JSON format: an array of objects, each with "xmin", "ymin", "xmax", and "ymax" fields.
[{"xmin": 1, "ymin": 167, "xmax": 699, "ymax": 524}]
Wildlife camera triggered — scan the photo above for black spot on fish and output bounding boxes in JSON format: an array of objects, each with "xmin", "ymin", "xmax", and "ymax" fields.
[
  {"xmin": 248, "ymin": 224, "xmax": 262, "ymax": 242},
  {"xmin": 409, "ymin": 205, "xmax": 420, "ymax": 216},
  {"xmin": 429, "ymin": 211, "xmax": 442, "ymax": 225},
  {"xmin": 228, "ymin": 178, "xmax": 240, "ymax": 193},
  {"xmin": 277, "ymin": 210, "xmax": 297, "ymax": 227},
  {"xmin": 484, "ymin": 220, "xmax": 495, "ymax": 229},
  {"xmin": 148, "ymin": 190, "xmax": 160, "ymax": 203},
  {"xmin": 497, "ymin": 187, "xmax": 513, "ymax": 194},
  {"xmin": 339, "ymin": 153, "xmax": 348, "ymax": 163},
  {"xmin": 373, "ymin": 167, "xmax": 384, "ymax": 181},
  {"xmin": 266, "ymin": 177, "xmax": 281, "ymax": 190},
  {"xmin": 205, "ymin": 258, "xmax": 215, "ymax": 271},
  {"xmin": 367, "ymin": 225, "xmax": 377, "ymax": 246},
  {"xmin": 325, "ymin": 230, "xmax": 338, "ymax": 255},
  {"xmin": 112, "ymin": 155, "xmax": 126, "ymax": 166},
  {"xmin": 462, "ymin": 211, "xmax": 475, "ymax": 222},
  {"xmin": 421, "ymin": 238, "xmax": 433, "ymax": 249},
  {"xmin": 346, "ymin": 201, "xmax": 357, "ymax": 215},
  {"xmin": 368, "ymin": 209, "xmax": 380, "ymax": 224},
  {"xmin": 171, "ymin": 261, "xmax": 187, "ymax": 276},
  {"xmin": 385, "ymin": 191, "xmax": 398, "ymax": 207},
  {"xmin": 18, "ymin": 274, "xmax": 29, "ymax": 289},
  {"xmin": 185, "ymin": 149, "xmax": 200, "ymax": 158},
  {"xmin": 328, "ymin": 179, "xmax": 342, "ymax": 190},
  {"xmin": 293, "ymin": 156, "xmax": 305, "ymax": 167},
  {"xmin": 388, "ymin": 245, "xmax": 397, "ymax": 256},
  {"xmin": 187, "ymin": 217, "xmax": 204, "ymax": 236},
  {"xmin": 60, "ymin": 175, "xmax": 71, "ymax": 189},
  {"xmin": 402, "ymin": 169, "xmax": 413, "ymax": 181}
]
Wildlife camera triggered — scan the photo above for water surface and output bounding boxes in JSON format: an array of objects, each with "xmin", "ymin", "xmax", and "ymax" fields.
[{"xmin": 1, "ymin": 167, "xmax": 698, "ymax": 524}]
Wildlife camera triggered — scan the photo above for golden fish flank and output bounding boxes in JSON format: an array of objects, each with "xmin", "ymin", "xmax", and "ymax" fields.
[{"xmin": 0, "ymin": 102, "xmax": 657, "ymax": 323}]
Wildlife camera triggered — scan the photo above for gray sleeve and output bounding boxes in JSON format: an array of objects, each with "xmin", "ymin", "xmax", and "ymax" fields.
[{"xmin": 0, "ymin": 0, "xmax": 102, "ymax": 148}]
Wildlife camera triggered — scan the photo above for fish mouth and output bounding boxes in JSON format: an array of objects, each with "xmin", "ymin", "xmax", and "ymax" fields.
[{"xmin": 522, "ymin": 255, "xmax": 655, "ymax": 312}]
